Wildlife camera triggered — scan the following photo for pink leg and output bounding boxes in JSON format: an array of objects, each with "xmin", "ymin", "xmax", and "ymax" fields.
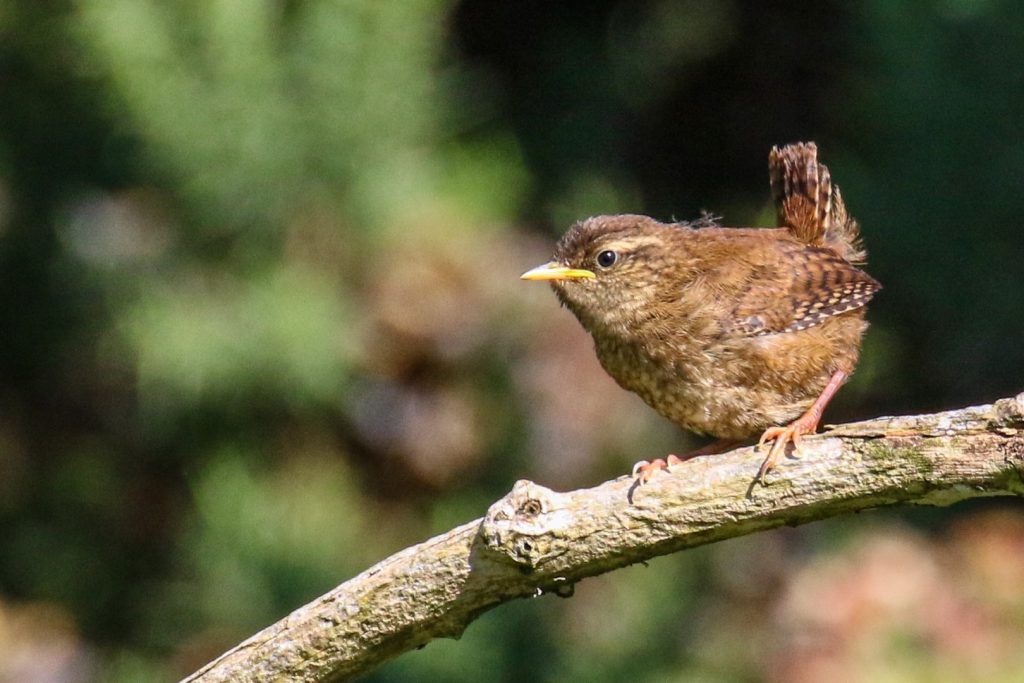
[{"xmin": 756, "ymin": 369, "xmax": 848, "ymax": 482}]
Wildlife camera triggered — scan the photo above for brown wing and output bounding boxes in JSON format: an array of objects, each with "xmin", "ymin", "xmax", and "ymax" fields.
[{"xmin": 726, "ymin": 243, "xmax": 881, "ymax": 337}]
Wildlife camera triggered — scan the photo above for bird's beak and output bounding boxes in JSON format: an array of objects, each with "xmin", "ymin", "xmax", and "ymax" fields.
[{"xmin": 520, "ymin": 261, "xmax": 596, "ymax": 281}]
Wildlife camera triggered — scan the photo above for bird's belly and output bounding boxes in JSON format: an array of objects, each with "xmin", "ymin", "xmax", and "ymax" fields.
[{"xmin": 594, "ymin": 336, "xmax": 825, "ymax": 439}]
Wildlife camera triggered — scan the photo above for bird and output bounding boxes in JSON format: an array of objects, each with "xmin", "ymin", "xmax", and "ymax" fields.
[{"xmin": 521, "ymin": 142, "xmax": 880, "ymax": 483}]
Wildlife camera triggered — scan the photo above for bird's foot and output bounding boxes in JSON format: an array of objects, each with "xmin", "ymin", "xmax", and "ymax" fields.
[
  {"xmin": 756, "ymin": 413, "xmax": 820, "ymax": 482},
  {"xmin": 631, "ymin": 439, "xmax": 742, "ymax": 484},
  {"xmin": 631, "ymin": 455, "xmax": 685, "ymax": 484}
]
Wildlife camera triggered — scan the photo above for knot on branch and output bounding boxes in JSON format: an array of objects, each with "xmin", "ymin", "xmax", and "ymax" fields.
[
  {"xmin": 481, "ymin": 480, "xmax": 573, "ymax": 571},
  {"xmin": 991, "ymin": 392, "xmax": 1024, "ymax": 432}
]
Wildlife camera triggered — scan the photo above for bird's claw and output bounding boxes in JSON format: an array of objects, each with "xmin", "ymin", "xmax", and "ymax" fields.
[
  {"xmin": 756, "ymin": 417, "xmax": 816, "ymax": 483},
  {"xmin": 632, "ymin": 455, "xmax": 683, "ymax": 484},
  {"xmin": 631, "ymin": 459, "xmax": 651, "ymax": 478}
]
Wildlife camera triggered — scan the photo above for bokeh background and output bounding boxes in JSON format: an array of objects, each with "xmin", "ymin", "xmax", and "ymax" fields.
[{"xmin": 2, "ymin": 1, "xmax": 1024, "ymax": 681}]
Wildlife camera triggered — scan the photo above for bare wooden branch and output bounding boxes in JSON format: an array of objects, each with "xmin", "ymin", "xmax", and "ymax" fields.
[{"xmin": 183, "ymin": 393, "xmax": 1024, "ymax": 683}]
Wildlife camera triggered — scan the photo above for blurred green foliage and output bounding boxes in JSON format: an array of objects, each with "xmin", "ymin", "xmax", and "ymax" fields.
[{"xmin": 1, "ymin": 1, "xmax": 1023, "ymax": 681}]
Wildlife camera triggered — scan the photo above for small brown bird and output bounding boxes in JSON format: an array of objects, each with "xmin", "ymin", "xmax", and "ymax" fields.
[{"xmin": 521, "ymin": 143, "xmax": 880, "ymax": 482}]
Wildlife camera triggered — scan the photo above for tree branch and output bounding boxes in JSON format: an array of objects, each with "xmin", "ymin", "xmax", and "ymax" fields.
[{"xmin": 183, "ymin": 393, "xmax": 1024, "ymax": 682}]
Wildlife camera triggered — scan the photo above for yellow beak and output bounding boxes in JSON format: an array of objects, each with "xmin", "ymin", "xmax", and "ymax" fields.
[{"xmin": 520, "ymin": 261, "xmax": 596, "ymax": 281}]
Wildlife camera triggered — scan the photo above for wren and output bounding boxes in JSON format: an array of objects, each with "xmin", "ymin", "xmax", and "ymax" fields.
[{"xmin": 522, "ymin": 143, "xmax": 880, "ymax": 482}]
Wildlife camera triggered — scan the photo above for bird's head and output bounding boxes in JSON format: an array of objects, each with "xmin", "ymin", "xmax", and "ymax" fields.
[{"xmin": 521, "ymin": 215, "xmax": 682, "ymax": 332}]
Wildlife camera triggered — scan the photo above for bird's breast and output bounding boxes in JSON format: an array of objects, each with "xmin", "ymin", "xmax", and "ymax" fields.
[{"xmin": 591, "ymin": 329, "xmax": 725, "ymax": 432}]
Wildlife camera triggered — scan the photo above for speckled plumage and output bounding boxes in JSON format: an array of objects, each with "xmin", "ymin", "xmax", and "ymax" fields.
[{"xmin": 540, "ymin": 143, "xmax": 880, "ymax": 442}]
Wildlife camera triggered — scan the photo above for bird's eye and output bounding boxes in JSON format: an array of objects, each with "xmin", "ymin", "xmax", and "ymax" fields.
[{"xmin": 596, "ymin": 250, "xmax": 618, "ymax": 268}]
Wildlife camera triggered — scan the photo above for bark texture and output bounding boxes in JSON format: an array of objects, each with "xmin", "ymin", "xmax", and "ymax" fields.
[{"xmin": 183, "ymin": 393, "xmax": 1024, "ymax": 682}]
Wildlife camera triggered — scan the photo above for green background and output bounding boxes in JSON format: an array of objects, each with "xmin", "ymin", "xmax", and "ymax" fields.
[{"xmin": 1, "ymin": 1, "xmax": 1023, "ymax": 680}]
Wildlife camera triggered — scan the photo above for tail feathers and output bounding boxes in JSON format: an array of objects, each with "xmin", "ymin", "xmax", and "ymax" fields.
[{"xmin": 769, "ymin": 142, "xmax": 866, "ymax": 263}]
